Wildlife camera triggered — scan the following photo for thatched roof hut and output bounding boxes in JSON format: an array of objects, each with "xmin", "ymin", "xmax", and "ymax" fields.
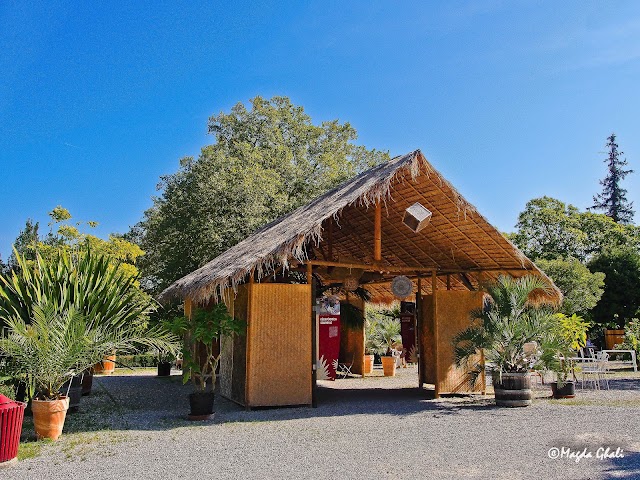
[{"xmin": 159, "ymin": 149, "xmax": 560, "ymax": 304}]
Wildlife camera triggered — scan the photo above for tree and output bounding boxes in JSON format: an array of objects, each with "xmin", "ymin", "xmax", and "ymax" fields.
[
  {"xmin": 588, "ymin": 247, "xmax": 640, "ymax": 328},
  {"xmin": 535, "ymin": 258, "xmax": 605, "ymax": 318},
  {"xmin": 8, "ymin": 219, "xmax": 40, "ymax": 270},
  {"xmin": 591, "ymin": 133, "xmax": 634, "ymax": 224},
  {"xmin": 510, "ymin": 197, "xmax": 586, "ymax": 261},
  {"xmin": 132, "ymin": 96, "xmax": 389, "ymax": 293},
  {"xmin": 510, "ymin": 196, "xmax": 639, "ymax": 263}
]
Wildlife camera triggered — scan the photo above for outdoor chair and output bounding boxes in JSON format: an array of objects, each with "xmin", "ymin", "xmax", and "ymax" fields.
[
  {"xmin": 336, "ymin": 355, "xmax": 354, "ymax": 379},
  {"xmin": 580, "ymin": 351, "xmax": 610, "ymax": 390}
]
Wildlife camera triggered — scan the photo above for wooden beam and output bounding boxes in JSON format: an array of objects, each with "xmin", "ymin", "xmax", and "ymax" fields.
[
  {"xmin": 446, "ymin": 274, "xmax": 451, "ymax": 291},
  {"xmin": 432, "ymin": 270, "xmax": 439, "ymax": 399},
  {"xmin": 308, "ymin": 259, "xmax": 434, "ymax": 274},
  {"xmin": 459, "ymin": 273, "xmax": 475, "ymax": 291},
  {"xmin": 374, "ymin": 202, "xmax": 382, "ymax": 262}
]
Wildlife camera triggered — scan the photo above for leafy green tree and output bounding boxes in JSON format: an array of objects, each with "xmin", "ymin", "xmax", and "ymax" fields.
[
  {"xmin": 535, "ymin": 258, "xmax": 605, "ymax": 318},
  {"xmin": 511, "ymin": 196, "xmax": 638, "ymax": 263},
  {"xmin": 591, "ymin": 133, "xmax": 634, "ymax": 224},
  {"xmin": 511, "ymin": 197, "xmax": 586, "ymax": 261},
  {"xmin": 588, "ymin": 247, "xmax": 640, "ymax": 328},
  {"xmin": 132, "ymin": 96, "xmax": 389, "ymax": 293}
]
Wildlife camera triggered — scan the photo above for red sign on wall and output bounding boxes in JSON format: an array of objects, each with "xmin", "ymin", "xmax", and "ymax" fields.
[{"xmin": 317, "ymin": 296, "xmax": 341, "ymax": 380}]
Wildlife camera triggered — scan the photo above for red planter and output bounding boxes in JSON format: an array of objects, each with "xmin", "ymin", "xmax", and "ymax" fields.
[{"xmin": 0, "ymin": 394, "xmax": 26, "ymax": 464}]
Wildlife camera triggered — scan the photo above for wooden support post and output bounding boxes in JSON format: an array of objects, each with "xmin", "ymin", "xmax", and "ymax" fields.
[
  {"xmin": 432, "ymin": 270, "xmax": 439, "ymax": 399},
  {"xmin": 374, "ymin": 202, "xmax": 382, "ymax": 262},
  {"xmin": 308, "ymin": 263, "xmax": 317, "ymax": 407},
  {"xmin": 416, "ymin": 276, "xmax": 423, "ymax": 389},
  {"xmin": 480, "ymin": 349, "xmax": 486, "ymax": 396},
  {"xmin": 245, "ymin": 272, "xmax": 254, "ymax": 410},
  {"xmin": 327, "ymin": 218, "xmax": 334, "ymax": 261}
]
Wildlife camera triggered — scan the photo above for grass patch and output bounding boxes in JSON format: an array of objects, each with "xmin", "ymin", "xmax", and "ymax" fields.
[{"xmin": 17, "ymin": 441, "xmax": 43, "ymax": 461}]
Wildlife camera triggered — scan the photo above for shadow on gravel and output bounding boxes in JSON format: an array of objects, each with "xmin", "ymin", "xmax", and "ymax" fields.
[
  {"xmin": 607, "ymin": 378, "xmax": 640, "ymax": 391},
  {"xmin": 603, "ymin": 450, "xmax": 640, "ymax": 479}
]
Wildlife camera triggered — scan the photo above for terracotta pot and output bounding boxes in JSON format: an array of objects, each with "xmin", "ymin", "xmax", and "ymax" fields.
[
  {"xmin": 363, "ymin": 355, "xmax": 374, "ymax": 375},
  {"xmin": 381, "ymin": 356, "xmax": 396, "ymax": 377},
  {"xmin": 94, "ymin": 354, "xmax": 116, "ymax": 375},
  {"xmin": 31, "ymin": 396, "xmax": 69, "ymax": 440}
]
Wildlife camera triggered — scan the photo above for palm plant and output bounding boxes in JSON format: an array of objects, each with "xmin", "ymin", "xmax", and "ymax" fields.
[
  {"xmin": 0, "ymin": 249, "xmax": 179, "ymax": 399},
  {"xmin": 369, "ymin": 318, "xmax": 402, "ymax": 356},
  {"xmin": 452, "ymin": 275, "xmax": 559, "ymax": 385},
  {"xmin": 0, "ymin": 301, "xmax": 178, "ymax": 400},
  {"xmin": 0, "ymin": 247, "xmax": 152, "ymax": 330}
]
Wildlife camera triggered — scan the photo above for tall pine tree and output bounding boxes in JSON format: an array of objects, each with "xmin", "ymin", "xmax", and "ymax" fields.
[{"xmin": 591, "ymin": 133, "xmax": 634, "ymax": 224}]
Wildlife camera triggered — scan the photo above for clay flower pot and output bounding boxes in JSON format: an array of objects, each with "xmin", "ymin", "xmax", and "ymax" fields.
[
  {"xmin": 94, "ymin": 354, "xmax": 116, "ymax": 374},
  {"xmin": 363, "ymin": 355, "xmax": 374, "ymax": 374},
  {"xmin": 31, "ymin": 396, "xmax": 70, "ymax": 440},
  {"xmin": 381, "ymin": 356, "xmax": 396, "ymax": 377}
]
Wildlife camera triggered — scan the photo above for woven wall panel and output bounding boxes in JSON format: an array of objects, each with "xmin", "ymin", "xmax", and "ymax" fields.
[
  {"xmin": 247, "ymin": 284, "xmax": 312, "ymax": 407},
  {"xmin": 422, "ymin": 291, "xmax": 485, "ymax": 394}
]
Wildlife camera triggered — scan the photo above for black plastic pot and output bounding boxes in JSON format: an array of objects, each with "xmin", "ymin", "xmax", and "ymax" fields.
[
  {"xmin": 81, "ymin": 368, "xmax": 93, "ymax": 396},
  {"xmin": 188, "ymin": 392, "xmax": 214, "ymax": 420},
  {"xmin": 61, "ymin": 375, "xmax": 83, "ymax": 413},
  {"xmin": 550, "ymin": 381, "xmax": 576, "ymax": 399},
  {"xmin": 157, "ymin": 362, "xmax": 172, "ymax": 377}
]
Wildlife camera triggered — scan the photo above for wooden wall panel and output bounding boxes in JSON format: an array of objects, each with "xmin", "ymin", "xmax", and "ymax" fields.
[
  {"xmin": 422, "ymin": 291, "xmax": 484, "ymax": 394},
  {"xmin": 247, "ymin": 284, "xmax": 312, "ymax": 407},
  {"xmin": 339, "ymin": 297, "xmax": 365, "ymax": 375},
  {"xmin": 220, "ymin": 286, "xmax": 248, "ymax": 405}
]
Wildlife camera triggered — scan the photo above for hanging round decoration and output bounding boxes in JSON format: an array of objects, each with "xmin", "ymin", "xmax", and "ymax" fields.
[
  {"xmin": 342, "ymin": 275, "xmax": 360, "ymax": 292},
  {"xmin": 391, "ymin": 275, "xmax": 413, "ymax": 298}
]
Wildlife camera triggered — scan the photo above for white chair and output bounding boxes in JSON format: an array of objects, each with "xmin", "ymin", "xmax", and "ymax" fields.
[{"xmin": 580, "ymin": 352, "xmax": 609, "ymax": 390}]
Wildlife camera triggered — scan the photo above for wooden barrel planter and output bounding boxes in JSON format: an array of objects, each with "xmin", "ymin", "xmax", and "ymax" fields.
[
  {"xmin": 604, "ymin": 329, "xmax": 625, "ymax": 349},
  {"xmin": 363, "ymin": 355, "xmax": 374, "ymax": 375},
  {"xmin": 493, "ymin": 372, "xmax": 532, "ymax": 407}
]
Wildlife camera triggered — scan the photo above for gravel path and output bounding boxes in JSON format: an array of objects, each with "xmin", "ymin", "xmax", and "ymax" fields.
[{"xmin": 5, "ymin": 366, "xmax": 640, "ymax": 480}]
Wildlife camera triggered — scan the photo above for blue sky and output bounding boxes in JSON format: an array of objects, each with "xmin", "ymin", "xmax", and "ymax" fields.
[{"xmin": 2, "ymin": 1, "xmax": 640, "ymax": 260}]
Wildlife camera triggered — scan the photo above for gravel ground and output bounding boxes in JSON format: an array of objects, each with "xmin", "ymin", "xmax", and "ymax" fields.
[{"xmin": 4, "ymin": 366, "xmax": 640, "ymax": 480}]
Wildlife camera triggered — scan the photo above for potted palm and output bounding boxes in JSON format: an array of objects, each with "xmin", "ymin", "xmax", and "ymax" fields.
[
  {"xmin": 165, "ymin": 303, "xmax": 245, "ymax": 420},
  {"xmin": 0, "ymin": 249, "xmax": 179, "ymax": 439},
  {"xmin": 370, "ymin": 318, "xmax": 402, "ymax": 377},
  {"xmin": 453, "ymin": 275, "xmax": 558, "ymax": 407}
]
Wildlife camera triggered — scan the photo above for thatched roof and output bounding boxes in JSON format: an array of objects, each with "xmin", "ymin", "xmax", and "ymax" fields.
[{"xmin": 159, "ymin": 150, "xmax": 560, "ymax": 304}]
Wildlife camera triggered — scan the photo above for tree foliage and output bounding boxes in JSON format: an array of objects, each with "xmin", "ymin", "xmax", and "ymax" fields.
[
  {"xmin": 132, "ymin": 96, "xmax": 389, "ymax": 293},
  {"xmin": 535, "ymin": 258, "xmax": 604, "ymax": 318},
  {"xmin": 591, "ymin": 133, "xmax": 634, "ymax": 224},
  {"xmin": 588, "ymin": 248, "xmax": 640, "ymax": 328},
  {"xmin": 510, "ymin": 196, "xmax": 638, "ymax": 263}
]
